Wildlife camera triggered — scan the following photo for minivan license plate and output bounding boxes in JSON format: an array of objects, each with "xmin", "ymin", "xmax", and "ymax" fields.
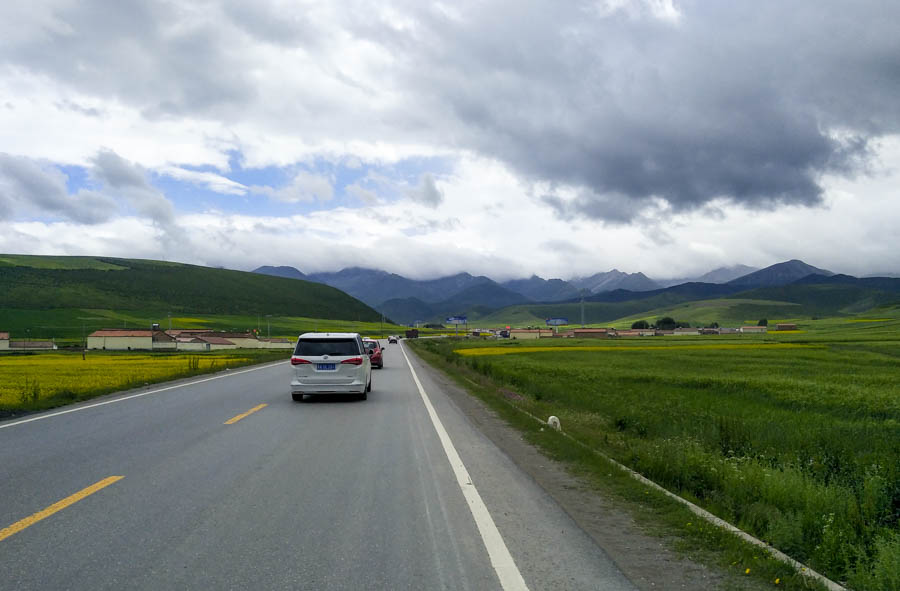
[{"xmin": 316, "ymin": 363, "xmax": 336, "ymax": 371}]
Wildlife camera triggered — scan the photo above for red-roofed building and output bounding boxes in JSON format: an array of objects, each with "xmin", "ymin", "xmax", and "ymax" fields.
[
  {"xmin": 87, "ymin": 329, "xmax": 176, "ymax": 350},
  {"xmin": 168, "ymin": 330, "xmax": 261, "ymax": 348},
  {"xmin": 8, "ymin": 340, "xmax": 56, "ymax": 350},
  {"xmin": 196, "ymin": 336, "xmax": 237, "ymax": 350},
  {"xmin": 573, "ymin": 328, "xmax": 615, "ymax": 339},
  {"xmin": 259, "ymin": 337, "xmax": 294, "ymax": 349}
]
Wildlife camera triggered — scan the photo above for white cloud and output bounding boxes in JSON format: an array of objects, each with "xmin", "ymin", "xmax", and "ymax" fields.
[
  {"xmin": 251, "ymin": 171, "xmax": 334, "ymax": 203},
  {"xmin": 157, "ymin": 166, "xmax": 248, "ymax": 195},
  {"xmin": 0, "ymin": 153, "xmax": 116, "ymax": 223},
  {"xmin": 346, "ymin": 183, "xmax": 379, "ymax": 205}
]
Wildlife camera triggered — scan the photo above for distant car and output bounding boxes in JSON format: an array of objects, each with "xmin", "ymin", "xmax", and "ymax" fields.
[
  {"xmin": 363, "ymin": 338, "xmax": 384, "ymax": 369},
  {"xmin": 388, "ymin": 335, "xmax": 398, "ymax": 344},
  {"xmin": 290, "ymin": 332, "xmax": 372, "ymax": 401}
]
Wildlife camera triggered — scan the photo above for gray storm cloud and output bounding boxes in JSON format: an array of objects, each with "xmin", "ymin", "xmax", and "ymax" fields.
[
  {"xmin": 408, "ymin": 173, "xmax": 444, "ymax": 208},
  {"xmin": 90, "ymin": 150, "xmax": 176, "ymax": 226},
  {"xmin": 0, "ymin": 153, "xmax": 116, "ymax": 223},
  {"xmin": 353, "ymin": 1, "xmax": 900, "ymax": 220},
  {"xmin": 2, "ymin": 1, "xmax": 900, "ymax": 224}
]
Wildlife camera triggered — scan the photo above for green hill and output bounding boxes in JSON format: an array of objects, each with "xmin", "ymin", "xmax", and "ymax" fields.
[
  {"xmin": 473, "ymin": 280, "xmax": 900, "ymax": 328},
  {"xmin": 0, "ymin": 254, "xmax": 383, "ymax": 340},
  {"xmin": 610, "ymin": 298, "xmax": 805, "ymax": 328}
]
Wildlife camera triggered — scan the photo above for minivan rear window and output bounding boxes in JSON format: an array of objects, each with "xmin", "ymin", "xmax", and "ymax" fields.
[{"xmin": 294, "ymin": 338, "xmax": 360, "ymax": 357}]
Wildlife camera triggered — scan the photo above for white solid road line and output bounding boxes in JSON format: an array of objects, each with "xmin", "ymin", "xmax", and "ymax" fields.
[
  {"xmin": 0, "ymin": 360, "xmax": 286, "ymax": 431},
  {"xmin": 400, "ymin": 343, "xmax": 530, "ymax": 591}
]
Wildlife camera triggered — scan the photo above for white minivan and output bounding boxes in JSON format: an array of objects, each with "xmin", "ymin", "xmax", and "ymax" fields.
[{"xmin": 290, "ymin": 332, "xmax": 372, "ymax": 401}]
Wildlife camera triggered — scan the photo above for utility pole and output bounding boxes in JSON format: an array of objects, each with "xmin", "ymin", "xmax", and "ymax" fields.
[{"xmin": 581, "ymin": 291, "xmax": 586, "ymax": 328}]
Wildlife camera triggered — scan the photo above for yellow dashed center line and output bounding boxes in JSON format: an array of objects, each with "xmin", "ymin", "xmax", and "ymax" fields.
[
  {"xmin": 0, "ymin": 476, "xmax": 124, "ymax": 542},
  {"xmin": 224, "ymin": 403, "xmax": 268, "ymax": 425}
]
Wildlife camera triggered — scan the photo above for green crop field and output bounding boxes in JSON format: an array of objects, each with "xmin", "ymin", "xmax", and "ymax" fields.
[
  {"xmin": 411, "ymin": 312, "xmax": 900, "ymax": 590},
  {"xmin": 0, "ymin": 349, "xmax": 288, "ymax": 414}
]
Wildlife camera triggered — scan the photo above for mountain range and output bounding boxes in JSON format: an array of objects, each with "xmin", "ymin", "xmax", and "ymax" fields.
[{"xmin": 251, "ymin": 259, "xmax": 879, "ymax": 324}]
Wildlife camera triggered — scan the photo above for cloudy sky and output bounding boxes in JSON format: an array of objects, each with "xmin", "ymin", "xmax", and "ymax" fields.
[{"xmin": 1, "ymin": 0, "xmax": 899, "ymax": 281}]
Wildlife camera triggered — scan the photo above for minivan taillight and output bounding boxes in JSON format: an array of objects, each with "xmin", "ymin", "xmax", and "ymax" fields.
[
  {"xmin": 341, "ymin": 357, "xmax": 363, "ymax": 365},
  {"xmin": 291, "ymin": 357, "xmax": 312, "ymax": 365}
]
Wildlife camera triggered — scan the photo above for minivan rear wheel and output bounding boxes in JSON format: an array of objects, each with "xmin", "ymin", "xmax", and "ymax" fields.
[{"xmin": 292, "ymin": 393, "xmax": 304, "ymax": 402}]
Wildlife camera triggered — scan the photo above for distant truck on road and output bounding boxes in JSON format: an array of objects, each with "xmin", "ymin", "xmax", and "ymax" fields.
[{"xmin": 405, "ymin": 329, "xmax": 419, "ymax": 339}]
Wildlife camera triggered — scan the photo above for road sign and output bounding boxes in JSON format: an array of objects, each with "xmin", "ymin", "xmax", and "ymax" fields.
[
  {"xmin": 546, "ymin": 317, "xmax": 569, "ymax": 326},
  {"xmin": 446, "ymin": 316, "xmax": 468, "ymax": 325}
]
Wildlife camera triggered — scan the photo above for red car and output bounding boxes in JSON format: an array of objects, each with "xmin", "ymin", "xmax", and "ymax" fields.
[{"xmin": 363, "ymin": 339, "xmax": 384, "ymax": 369}]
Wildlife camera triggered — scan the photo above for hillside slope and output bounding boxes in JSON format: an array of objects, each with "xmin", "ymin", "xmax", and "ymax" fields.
[
  {"xmin": 477, "ymin": 276, "xmax": 900, "ymax": 326},
  {"xmin": 727, "ymin": 259, "xmax": 833, "ymax": 287},
  {"xmin": 303, "ymin": 268, "xmax": 497, "ymax": 307},
  {"xmin": 253, "ymin": 265, "xmax": 307, "ymax": 280},
  {"xmin": 380, "ymin": 282, "xmax": 531, "ymax": 324},
  {"xmin": 0, "ymin": 255, "xmax": 380, "ymax": 321},
  {"xmin": 501, "ymin": 275, "xmax": 582, "ymax": 301}
]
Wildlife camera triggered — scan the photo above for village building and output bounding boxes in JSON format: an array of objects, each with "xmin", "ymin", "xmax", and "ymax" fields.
[
  {"xmin": 615, "ymin": 329, "xmax": 656, "ymax": 337},
  {"xmin": 166, "ymin": 330, "xmax": 261, "ymax": 348},
  {"xmin": 509, "ymin": 329, "xmax": 553, "ymax": 340},
  {"xmin": 197, "ymin": 336, "xmax": 238, "ymax": 350},
  {"xmin": 775, "ymin": 323, "xmax": 798, "ymax": 331},
  {"xmin": 698, "ymin": 327, "xmax": 720, "ymax": 335},
  {"xmin": 740, "ymin": 325, "xmax": 768, "ymax": 334},
  {"xmin": 174, "ymin": 336, "xmax": 211, "ymax": 351},
  {"xmin": 201, "ymin": 332, "xmax": 261, "ymax": 348},
  {"xmin": 258, "ymin": 337, "xmax": 294, "ymax": 349},
  {"xmin": 572, "ymin": 328, "xmax": 615, "ymax": 338},
  {"xmin": 2, "ymin": 331, "xmax": 58, "ymax": 351},
  {"xmin": 87, "ymin": 329, "xmax": 177, "ymax": 350},
  {"xmin": 7, "ymin": 339, "xmax": 57, "ymax": 351},
  {"xmin": 673, "ymin": 327, "xmax": 700, "ymax": 336},
  {"xmin": 718, "ymin": 327, "xmax": 740, "ymax": 334},
  {"xmin": 166, "ymin": 328, "xmax": 266, "ymax": 349}
]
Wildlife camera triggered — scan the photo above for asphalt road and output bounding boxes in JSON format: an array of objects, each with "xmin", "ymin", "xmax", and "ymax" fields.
[{"xmin": 0, "ymin": 341, "xmax": 635, "ymax": 590}]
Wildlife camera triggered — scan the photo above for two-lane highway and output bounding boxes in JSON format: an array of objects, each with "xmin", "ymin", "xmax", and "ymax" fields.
[{"xmin": 0, "ymin": 341, "xmax": 635, "ymax": 590}]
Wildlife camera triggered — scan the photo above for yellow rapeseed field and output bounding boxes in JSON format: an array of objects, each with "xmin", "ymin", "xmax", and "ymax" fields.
[
  {"xmin": 0, "ymin": 353, "xmax": 250, "ymax": 407},
  {"xmin": 454, "ymin": 343, "xmax": 824, "ymax": 356}
]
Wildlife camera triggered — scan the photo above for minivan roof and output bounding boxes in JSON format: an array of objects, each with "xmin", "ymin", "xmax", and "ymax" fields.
[{"xmin": 298, "ymin": 332, "xmax": 360, "ymax": 339}]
